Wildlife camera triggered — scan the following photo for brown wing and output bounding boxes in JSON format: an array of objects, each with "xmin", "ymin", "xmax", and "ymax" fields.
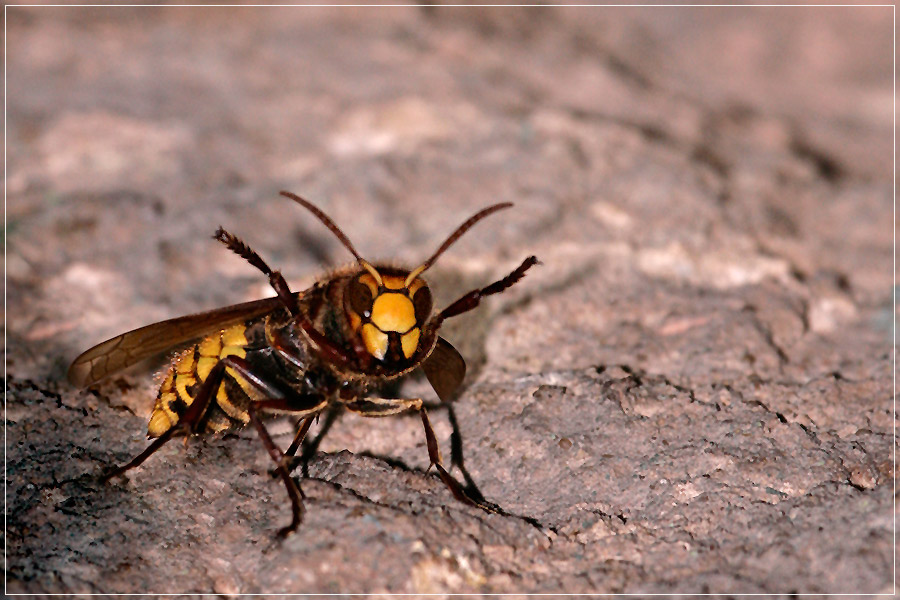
[
  {"xmin": 68, "ymin": 294, "xmax": 297, "ymax": 387},
  {"xmin": 421, "ymin": 336, "xmax": 467, "ymax": 403}
]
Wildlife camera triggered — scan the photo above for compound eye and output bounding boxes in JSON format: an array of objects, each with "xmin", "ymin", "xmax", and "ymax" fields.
[
  {"xmin": 412, "ymin": 285, "xmax": 432, "ymax": 324},
  {"xmin": 348, "ymin": 278, "xmax": 374, "ymax": 319}
]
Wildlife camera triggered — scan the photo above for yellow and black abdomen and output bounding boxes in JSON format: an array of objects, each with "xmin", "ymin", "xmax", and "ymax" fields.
[{"xmin": 148, "ymin": 322, "xmax": 266, "ymax": 438}]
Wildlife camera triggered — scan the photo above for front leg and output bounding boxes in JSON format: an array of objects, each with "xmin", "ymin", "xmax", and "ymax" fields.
[
  {"xmin": 214, "ymin": 228, "xmax": 299, "ymax": 315},
  {"xmin": 344, "ymin": 396, "xmax": 423, "ymax": 417},
  {"xmin": 345, "ymin": 397, "xmax": 495, "ymax": 513},
  {"xmin": 435, "ymin": 255, "xmax": 539, "ymax": 323},
  {"xmin": 215, "ymin": 230, "xmax": 365, "ymax": 370}
]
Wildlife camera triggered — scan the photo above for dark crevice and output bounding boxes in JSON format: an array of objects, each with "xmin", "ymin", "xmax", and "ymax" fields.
[
  {"xmin": 7, "ymin": 375, "xmax": 90, "ymax": 416},
  {"xmin": 691, "ymin": 143, "xmax": 731, "ymax": 178},
  {"xmin": 789, "ymin": 134, "xmax": 845, "ymax": 183},
  {"xmin": 618, "ymin": 363, "xmax": 645, "ymax": 388},
  {"xmin": 604, "ymin": 52, "xmax": 654, "ymax": 90},
  {"xmin": 741, "ymin": 304, "xmax": 791, "ymax": 368}
]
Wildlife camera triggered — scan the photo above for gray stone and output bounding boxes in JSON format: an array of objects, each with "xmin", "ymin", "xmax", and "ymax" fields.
[{"xmin": 7, "ymin": 5, "xmax": 892, "ymax": 595}]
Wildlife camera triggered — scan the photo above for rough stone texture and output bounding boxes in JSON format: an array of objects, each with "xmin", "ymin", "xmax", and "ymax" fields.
[{"xmin": 6, "ymin": 5, "xmax": 894, "ymax": 595}]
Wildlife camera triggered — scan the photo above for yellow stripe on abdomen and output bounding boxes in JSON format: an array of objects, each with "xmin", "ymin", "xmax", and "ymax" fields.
[
  {"xmin": 175, "ymin": 347, "xmax": 198, "ymax": 407},
  {"xmin": 147, "ymin": 324, "xmax": 256, "ymax": 437},
  {"xmin": 216, "ymin": 325, "xmax": 252, "ymax": 423},
  {"xmin": 148, "ymin": 347, "xmax": 196, "ymax": 438},
  {"xmin": 148, "ymin": 367, "xmax": 177, "ymax": 437}
]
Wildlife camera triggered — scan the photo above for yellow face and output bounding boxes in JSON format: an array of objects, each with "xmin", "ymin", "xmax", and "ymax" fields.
[{"xmin": 345, "ymin": 269, "xmax": 432, "ymax": 363}]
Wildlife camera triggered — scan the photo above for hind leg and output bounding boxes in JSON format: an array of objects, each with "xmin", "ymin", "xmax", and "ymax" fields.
[{"xmin": 106, "ymin": 355, "xmax": 327, "ymax": 536}]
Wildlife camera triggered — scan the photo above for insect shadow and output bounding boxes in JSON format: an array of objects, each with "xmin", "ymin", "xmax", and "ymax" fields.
[{"xmin": 287, "ymin": 394, "xmax": 488, "ymax": 507}]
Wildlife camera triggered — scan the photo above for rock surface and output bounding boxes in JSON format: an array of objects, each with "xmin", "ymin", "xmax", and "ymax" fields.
[{"xmin": 7, "ymin": 5, "xmax": 894, "ymax": 595}]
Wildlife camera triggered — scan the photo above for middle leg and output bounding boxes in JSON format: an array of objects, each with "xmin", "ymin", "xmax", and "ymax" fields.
[{"xmin": 197, "ymin": 355, "xmax": 328, "ymax": 536}]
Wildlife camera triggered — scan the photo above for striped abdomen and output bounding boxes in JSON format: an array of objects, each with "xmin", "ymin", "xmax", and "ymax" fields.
[{"xmin": 148, "ymin": 322, "xmax": 264, "ymax": 437}]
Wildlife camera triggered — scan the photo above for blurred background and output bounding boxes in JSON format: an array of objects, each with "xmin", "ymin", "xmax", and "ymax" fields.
[{"xmin": 6, "ymin": 4, "xmax": 894, "ymax": 595}]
